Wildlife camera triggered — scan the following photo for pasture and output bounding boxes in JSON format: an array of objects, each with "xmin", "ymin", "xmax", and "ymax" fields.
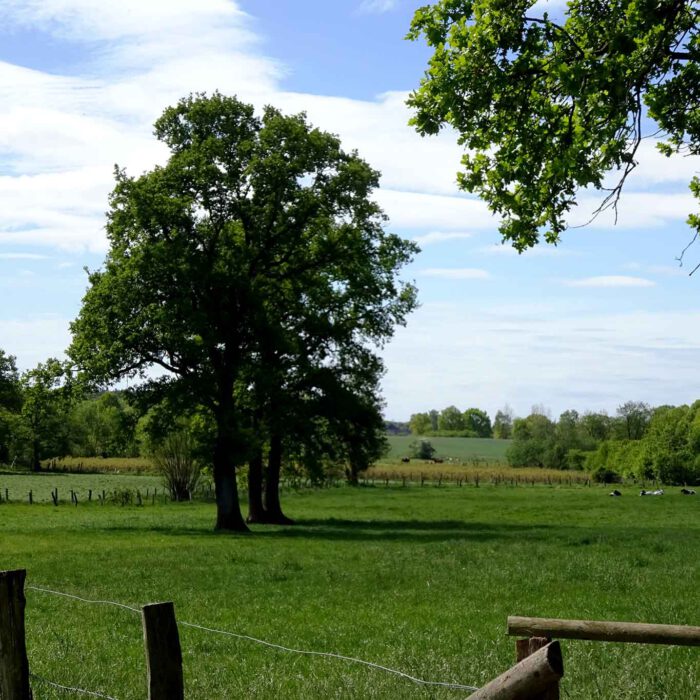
[
  {"xmin": 0, "ymin": 479, "xmax": 698, "ymax": 699},
  {"xmin": 384, "ymin": 435, "xmax": 512, "ymax": 462}
]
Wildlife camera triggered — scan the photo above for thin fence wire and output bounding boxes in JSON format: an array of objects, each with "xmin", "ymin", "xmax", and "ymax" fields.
[
  {"xmin": 28, "ymin": 585, "xmax": 140, "ymax": 614},
  {"xmin": 30, "ymin": 673, "xmax": 119, "ymax": 700},
  {"xmin": 28, "ymin": 584, "xmax": 479, "ymax": 693},
  {"xmin": 177, "ymin": 619, "xmax": 479, "ymax": 692}
]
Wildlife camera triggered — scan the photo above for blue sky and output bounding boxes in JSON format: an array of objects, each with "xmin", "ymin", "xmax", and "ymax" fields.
[{"xmin": 1, "ymin": 0, "xmax": 699, "ymax": 421}]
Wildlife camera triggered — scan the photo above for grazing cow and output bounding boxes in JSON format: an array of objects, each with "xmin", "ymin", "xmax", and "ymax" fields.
[
  {"xmin": 433, "ymin": 457, "xmax": 444, "ymax": 464},
  {"xmin": 609, "ymin": 489, "xmax": 622, "ymax": 497},
  {"xmin": 640, "ymin": 489, "xmax": 664, "ymax": 496},
  {"xmin": 401, "ymin": 457, "xmax": 410, "ymax": 463},
  {"xmin": 680, "ymin": 488, "xmax": 696, "ymax": 495}
]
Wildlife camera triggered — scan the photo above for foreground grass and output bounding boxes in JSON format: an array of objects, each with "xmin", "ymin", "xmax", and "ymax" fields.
[{"xmin": 0, "ymin": 485, "xmax": 698, "ymax": 699}]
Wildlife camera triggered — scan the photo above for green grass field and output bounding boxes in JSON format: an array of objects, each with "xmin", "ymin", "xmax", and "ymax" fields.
[
  {"xmin": 1, "ymin": 479, "xmax": 698, "ymax": 699},
  {"xmin": 385, "ymin": 435, "xmax": 512, "ymax": 462},
  {"xmin": 0, "ymin": 470, "xmax": 163, "ymax": 503}
]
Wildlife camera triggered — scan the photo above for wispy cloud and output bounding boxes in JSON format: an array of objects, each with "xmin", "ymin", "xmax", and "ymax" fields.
[
  {"xmin": 413, "ymin": 231, "xmax": 473, "ymax": 246},
  {"xmin": 382, "ymin": 304, "xmax": 700, "ymax": 419},
  {"xmin": 562, "ymin": 275, "xmax": 656, "ymax": 288},
  {"xmin": 624, "ymin": 262, "xmax": 687, "ymax": 278},
  {"xmin": 420, "ymin": 268, "xmax": 490, "ymax": 280},
  {"xmin": 479, "ymin": 243, "xmax": 576, "ymax": 257},
  {"xmin": 0, "ymin": 252, "xmax": 48, "ymax": 260},
  {"xmin": 358, "ymin": 0, "xmax": 399, "ymax": 14}
]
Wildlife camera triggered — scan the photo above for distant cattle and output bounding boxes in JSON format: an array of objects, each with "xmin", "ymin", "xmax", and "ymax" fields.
[
  {"xmin": 680, "ymin": 488, "xmax": 696, "ymax": 495},
  {"xmin": 609, "ymin": 489, "xmax": 622, "ymax": 497},
  {"xmin": 640, "ymin": 489, "xmax": 664, "ymax": 496},
  {"xmin": 401, "ymin": 457, "xmax": 410, "ymax": 463},
  {"xmin": 432, "ymin": 458, "xmax": 444, "ymax": 464}
]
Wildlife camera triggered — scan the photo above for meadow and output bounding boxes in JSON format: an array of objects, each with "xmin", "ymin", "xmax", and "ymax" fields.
[
  {"xmin": 1, "ymin": 476, "xmax": 698, "ymax": 699},
  {"xmin": 385, "ymin": 435, "xmax": 512, "ymax": 462}
]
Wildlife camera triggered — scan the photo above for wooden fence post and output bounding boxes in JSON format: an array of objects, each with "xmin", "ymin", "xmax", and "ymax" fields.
[
  {"xmin": 516, "ymin": 637, "xmax": 559, "ymax": 699},
  {"xmin": 467, "ymin": 641, "xmax": 563, "ymax": 700},
  {"xmin": 0, "ymin": 569, "xmax": 32, "ymax": 700},
  {"xmin": 142, "ymin": 602, "xmax": 184, "ymax": 700}
]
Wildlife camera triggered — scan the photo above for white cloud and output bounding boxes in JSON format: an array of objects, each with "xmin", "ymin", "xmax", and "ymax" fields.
[
  {"xmin": 381, "ymin": 304, "xmax": 700, "ymax": 419},
  {"xmin": 413, "ymin": 231, "xmax": 473, "ymax": 246},
  {"xmin": 562, "ymin": 275, "xmax": 656, "ymax": 288},
  {"xmin": 624, "ymin": 263, "xmax": 687, "ymax": 278},
  {"xmin": 647, "ymin": 264, "xmax": 688, "ymax": 277},
  {"xmin": 0, "ymin": 0, "xmax": 248, "ymax": 44},
  {"xmin": 376, "ymin": 189, "xmax": 494, "ymax": 231},
  {"xmin": 419, "ymin": 268, "xmax": 490, "ymax": 280},
  {"xmin": 358, "ymin": 0, "xmax": 399, "ymax": 14},
  {"xmin": 598, "ymin": 139, "xmax": 700, "ymax": 189},
  {"xmin": 0, "ymin": 253, "xmax": 49, "ymax": 260},
  {"xmin": 479, "ymin": 243, "xmax": 575, "ymax": 257},
  {"xmin": 569, "ymin": 191, "xmax": 697, "ymax": 229},
  {"xmin": 0, "ymin": 317, "xmax": 72, "ymax": 369},
  {"xmin": 1, "ymin": 0, "xmax": 696, "ymax": 256}
]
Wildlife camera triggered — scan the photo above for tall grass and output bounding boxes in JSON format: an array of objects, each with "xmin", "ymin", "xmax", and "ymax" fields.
[{"xmin": 42, "ymin": 456, "xmax": 155, "ymax": 474}]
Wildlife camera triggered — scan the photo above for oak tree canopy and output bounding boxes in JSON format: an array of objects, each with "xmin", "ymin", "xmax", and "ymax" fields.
[{"xmin": 408, "ymin": 0, "xmax": 699, "ymax": 255}]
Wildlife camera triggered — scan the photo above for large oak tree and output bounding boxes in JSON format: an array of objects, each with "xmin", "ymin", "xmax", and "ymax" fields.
[{"xmin": 70, "ymin": 93, "xmax": 417, "ymax": 532}]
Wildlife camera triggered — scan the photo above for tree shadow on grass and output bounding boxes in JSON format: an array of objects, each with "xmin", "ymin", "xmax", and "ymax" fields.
[
  {"xmin": 88, "ymin": 517, "xmax": 556, "ymax": 543},
  {"xmin": 252, "ymin": 517, "xmax": 557, "ymax": 544}
]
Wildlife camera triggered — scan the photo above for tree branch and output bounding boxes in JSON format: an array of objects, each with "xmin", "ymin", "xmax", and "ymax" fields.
[{"xmin": 523, "ymin": 16, "xmax": 585, "ymax": 57}]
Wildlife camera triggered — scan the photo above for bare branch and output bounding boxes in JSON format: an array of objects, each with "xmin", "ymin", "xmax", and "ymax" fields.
[{"xmin": 676, "ymin": 231, "xmax": 698, "ymax": 266}]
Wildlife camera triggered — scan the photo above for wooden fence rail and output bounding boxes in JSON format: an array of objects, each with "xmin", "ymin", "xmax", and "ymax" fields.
[
  {"xmin": 469, "ymin": 614, "xmax": 700, "ymax": 699},
  {"xmin": 508, "ymin": 615, "xmax": 700, "ymax": 647}
]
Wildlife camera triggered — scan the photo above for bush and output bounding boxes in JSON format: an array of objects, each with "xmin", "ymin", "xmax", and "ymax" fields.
[
  {"xmin": 591, "ymin": 466, "xmax": 621, "ymax": 484},
  {"xmin": 566, "ymin": 448, "xmax": 588, "ymax": 471},
  {"xmin": 152, "ymin": 429, "xmax": 202, "ymax": 501},
  {"xmin": 109, "ymin": 488, "xmax": 134, "ymax": 506},
  {"xmin": 408, "ymin": 439, "xmax": 436, "ymax": 460}
]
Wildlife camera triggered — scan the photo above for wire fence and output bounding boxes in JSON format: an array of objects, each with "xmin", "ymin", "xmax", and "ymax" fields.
[
  {"xmin": 30, "ymin": 673, "xmax": 119, "ymax": 700},
  {"xmin": 26, "ymin": 583, "xmax": 479, "ymax": 696}
]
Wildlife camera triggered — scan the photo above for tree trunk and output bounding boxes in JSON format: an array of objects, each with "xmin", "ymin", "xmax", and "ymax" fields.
[
  {"xmin": 212, "ymin": 412, "xmax": 248, "ymax": 533},
  {"xmin": 264, "ymin": 431, "xmax": 294, "ymax": 525},
  {"xmin": 246, "ymin": 449, "xmax": 268, "ymax": 523},
  {"xmin": 32, "ymin": 440, "xmax": 40, "ymax": 472}
]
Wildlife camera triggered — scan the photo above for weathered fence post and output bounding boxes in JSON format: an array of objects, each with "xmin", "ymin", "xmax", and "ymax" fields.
[
  {"xmin": 466, "ymin": 641, "xmax": 563, "ymax": 700},
  {"xmin": 142, "ymin": 602, "xmax": 184, "ymax": 700},
  {"xmin": 515, "ymin": 637, "xmax": 559, "ymax": 699},
  {"xmin": 0, "ymin": 570, "xmax": 32, "ymax": 700}
]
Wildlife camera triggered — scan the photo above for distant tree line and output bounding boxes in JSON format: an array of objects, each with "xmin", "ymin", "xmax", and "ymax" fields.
[
  {"xmin": 408, "ymin": 405, "xmax": 515, "ymax": 439},
  {"xmin": 0, "ymin": 348, "xmax": 393, "ymax": 489},
  {"xmin": 507, "ymin": 402, "xmax": 700, "ymax": 485}
]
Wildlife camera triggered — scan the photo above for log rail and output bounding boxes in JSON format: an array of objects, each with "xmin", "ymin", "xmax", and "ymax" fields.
[{"xmin": 508, "ymin": 616, "xmax": 700, "ymax": 647}]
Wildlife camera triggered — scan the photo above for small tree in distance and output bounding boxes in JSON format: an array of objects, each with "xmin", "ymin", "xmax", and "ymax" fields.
[{"xmin": 409, "ymin": 438, "xmax": 436, "ymax": 460}]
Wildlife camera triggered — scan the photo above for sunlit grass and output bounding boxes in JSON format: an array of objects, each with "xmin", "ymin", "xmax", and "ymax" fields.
[
  {"xmin": 385, "ymin": 435, "xmax": 512, "ymax": 462},
  {"xmin": 0, "ymin": 483, "xmax": 697, "ymax": 699}
]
